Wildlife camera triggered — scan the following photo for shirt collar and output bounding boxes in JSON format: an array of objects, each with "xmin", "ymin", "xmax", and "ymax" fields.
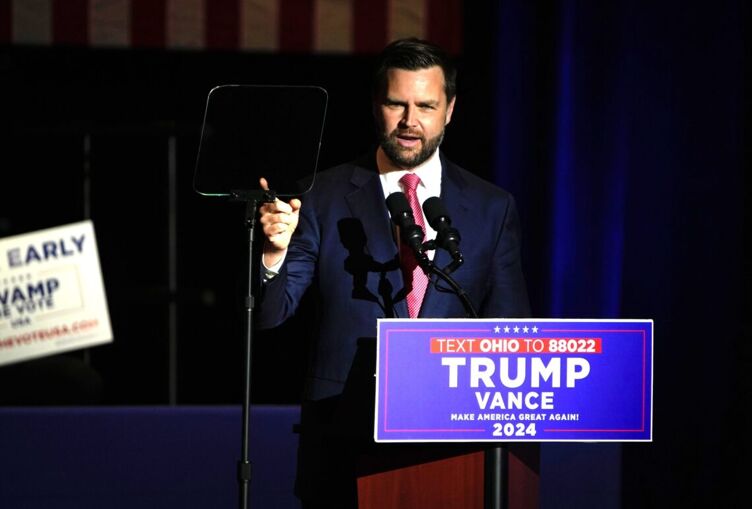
[{"xmin": 379, "ymin": 148, "xmax": 442, "ymax": 198}]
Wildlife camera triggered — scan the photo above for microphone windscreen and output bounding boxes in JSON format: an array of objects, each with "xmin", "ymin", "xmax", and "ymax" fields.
[
  {"xmin": 422, "ymin": 196, "xmax": 449, "ymax": 228},
  {"xmin": 386, "ymin": 192, "xmax": 412, "ymax": 221}
]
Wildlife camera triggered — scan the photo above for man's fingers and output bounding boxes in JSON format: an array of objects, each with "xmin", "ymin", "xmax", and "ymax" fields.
[
  {"xmin": 259, "ymin": 178, "xmax": 300, "ymax": 216},
  {"xmin": 290, "ymin": 198, "xmax": 302, "ymax": 213},
  {"xmin": 260, "ymin": 199, "xmax": 293, "ymax": 215},
  {"xmin": 260, "ymin": 208, "xmax": 297, "ymax": 229},
  {"xmin": 273, "ymin": 200, "xmax": 294, "ymax": 214},
  {"xmin": 257, "ymin": 181, "xmax": 300, "ymax": 251}
]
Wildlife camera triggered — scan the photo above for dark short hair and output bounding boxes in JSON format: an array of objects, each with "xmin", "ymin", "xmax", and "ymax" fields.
[{"xmin": 373, "ymin": 38, "xmax": 457, "ymax": 102}]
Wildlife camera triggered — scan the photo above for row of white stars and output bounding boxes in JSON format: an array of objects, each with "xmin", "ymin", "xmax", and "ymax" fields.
[{"xmin": 493, "ymin": 325, "xmax": 539, "ymax": 334}]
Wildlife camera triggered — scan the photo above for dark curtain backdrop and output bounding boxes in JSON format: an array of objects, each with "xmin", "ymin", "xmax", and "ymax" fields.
[{"xmin": 492, "ymin": 1, "xmax": 747, "ymax": 507}]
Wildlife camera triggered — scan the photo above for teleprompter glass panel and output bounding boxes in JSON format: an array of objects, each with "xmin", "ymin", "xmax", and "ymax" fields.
[{"xmin": 194, "ymin": 85, "xmax": 328, "ymax": 197}]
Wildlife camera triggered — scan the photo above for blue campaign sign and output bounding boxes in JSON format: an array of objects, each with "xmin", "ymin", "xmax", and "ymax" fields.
[{"xmin": 374, "ymin": 319, "xmax": 653, "ymax": 442}]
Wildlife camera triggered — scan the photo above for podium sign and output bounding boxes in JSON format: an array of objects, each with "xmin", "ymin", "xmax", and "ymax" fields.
[
  {"xmin": 0, "ymin": 221, "xmax": 113, "ymax": 366},
  {"xmin": 375, "ymin": 319, "xmax": 652, "ymax": 442}
]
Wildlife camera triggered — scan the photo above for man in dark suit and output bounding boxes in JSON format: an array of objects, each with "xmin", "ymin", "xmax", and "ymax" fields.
[{"xmin": 258, "ymin": 38, "xmax": 530, "ymax": 508}]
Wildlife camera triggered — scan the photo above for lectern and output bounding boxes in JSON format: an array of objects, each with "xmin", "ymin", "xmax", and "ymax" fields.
[{"xmin": 360, "ymin": 318, "xmax": 654, "ymax": 508}]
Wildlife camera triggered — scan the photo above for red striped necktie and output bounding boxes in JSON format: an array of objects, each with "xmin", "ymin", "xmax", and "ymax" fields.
[{"xmin": 399, "ymin": 173, "xmax": 430, "ymax": 318}]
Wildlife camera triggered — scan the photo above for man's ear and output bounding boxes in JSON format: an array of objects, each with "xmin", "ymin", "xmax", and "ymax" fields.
[{"xmin": 445, "ymin": 96, "xmax": 456, "ymax": 125}]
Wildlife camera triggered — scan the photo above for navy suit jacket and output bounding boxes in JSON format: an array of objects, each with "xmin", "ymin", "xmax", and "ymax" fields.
[{"xmin": 258, "ymin": 152, "xmax": 530, "ymax": 401}]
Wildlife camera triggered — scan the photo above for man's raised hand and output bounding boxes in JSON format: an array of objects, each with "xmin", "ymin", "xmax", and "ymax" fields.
[{"xmin": 258, "ymin": 177, "xmax": 302, "ymax": 267}]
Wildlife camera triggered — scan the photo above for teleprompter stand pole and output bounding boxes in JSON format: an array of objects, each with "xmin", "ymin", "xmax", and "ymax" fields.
[{"xmin": 231, "ymin": 189, "xmax": 277, "ymax": 509}]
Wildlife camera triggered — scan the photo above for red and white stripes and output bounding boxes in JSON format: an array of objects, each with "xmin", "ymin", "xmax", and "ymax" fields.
[{"xmin": 0, "ymin": 0, "xmax": 462, "ymax": 53}]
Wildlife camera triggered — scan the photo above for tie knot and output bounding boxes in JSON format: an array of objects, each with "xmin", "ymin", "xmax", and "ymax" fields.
[{"xmin": 400, "ymin": 173, "xmax": 421, "ymax": 192}]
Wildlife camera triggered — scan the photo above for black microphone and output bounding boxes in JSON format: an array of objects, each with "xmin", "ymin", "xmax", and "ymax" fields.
[
  {"xmin": 422, "ymin": 197, "xmax": 462, "ymax": 261},
  {"xmin": 386, "ymin": 192, "xmax": 425, "ymax": 257}
]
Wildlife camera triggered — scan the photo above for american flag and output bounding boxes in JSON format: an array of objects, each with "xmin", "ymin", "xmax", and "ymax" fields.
[{"xmin": 0, "ymin": 0, "xmax": 462, "ymax": 53}]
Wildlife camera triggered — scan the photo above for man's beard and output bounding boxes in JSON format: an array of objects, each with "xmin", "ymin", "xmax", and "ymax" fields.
[{"xmin": 379, "ymin": 128, "xmax": 445, "ymax": 169}]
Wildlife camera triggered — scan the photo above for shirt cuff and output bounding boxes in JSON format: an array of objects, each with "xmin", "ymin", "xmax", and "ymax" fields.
[{"xmin": 262, "ymin": 251, "xmax": 286, "ymax": 282}]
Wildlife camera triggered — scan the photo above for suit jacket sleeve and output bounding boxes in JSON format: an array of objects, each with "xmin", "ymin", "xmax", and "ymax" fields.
[{"xmin": 257, "ymin": 190, "xmax": 320, "ymax": 329}]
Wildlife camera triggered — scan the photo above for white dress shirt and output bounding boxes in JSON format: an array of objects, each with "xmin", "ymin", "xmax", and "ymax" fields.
[{"xmin": 379, "ymin": 148, "xmax": 442, "ymax": 258}]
